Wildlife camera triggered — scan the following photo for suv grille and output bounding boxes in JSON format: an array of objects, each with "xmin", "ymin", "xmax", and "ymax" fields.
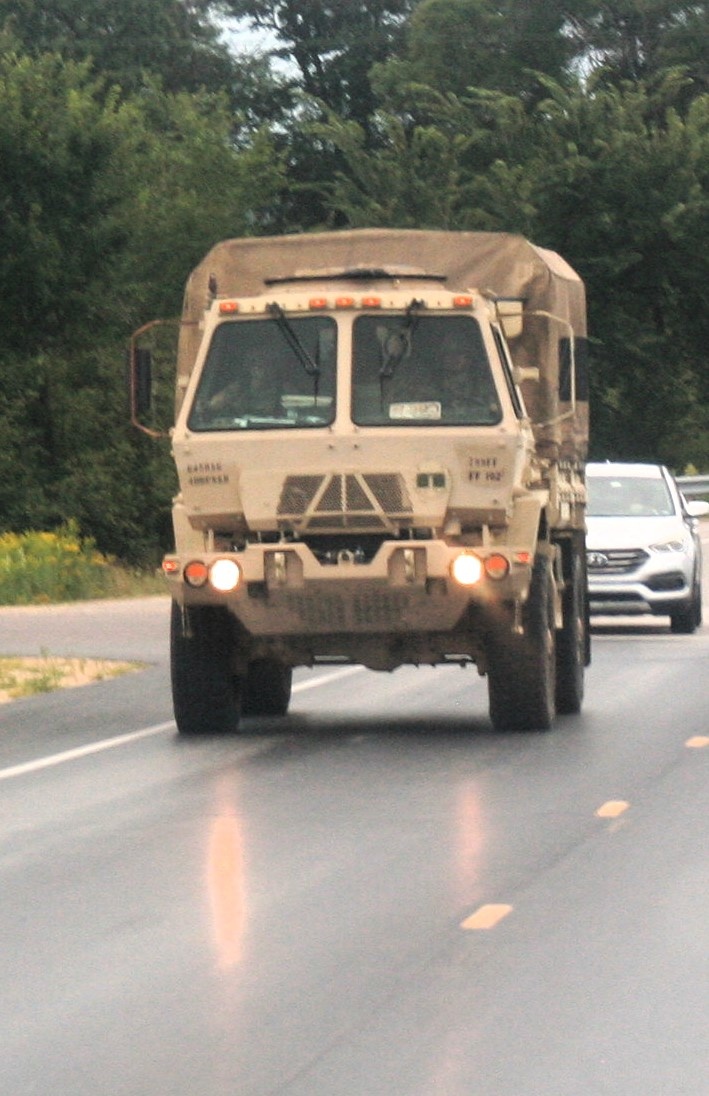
[{"xmin": 587, "ymin": 548, "xmax": 649, "ymax": 575}]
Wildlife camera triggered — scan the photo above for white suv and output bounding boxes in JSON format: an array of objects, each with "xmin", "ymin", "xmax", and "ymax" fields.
[{"xmin": 586, "ymin": 462, "xmax": 709, "ymax": 633}]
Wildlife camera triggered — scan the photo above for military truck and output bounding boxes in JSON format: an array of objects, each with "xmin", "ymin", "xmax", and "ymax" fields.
[{"xmin": 130, "ymin": 229, "xmax": 590, "ymax": 733}]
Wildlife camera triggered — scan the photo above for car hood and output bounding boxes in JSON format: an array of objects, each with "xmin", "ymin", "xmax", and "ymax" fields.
[{"xmin": 585, "ymin": 515, "xmax": 687, "ymax": 550}]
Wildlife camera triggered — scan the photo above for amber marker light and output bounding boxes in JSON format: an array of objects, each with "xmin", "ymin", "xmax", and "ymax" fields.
[
  {"xmin": 361, "ymin": 296, "xmax": 382, "ymax": 308},
  {"xmin": 513, "ymin": 550, "xmax": 533, "ymax": 565},
  {"xmin": 162, "ymin": 558, "xmax": 180, "ymax": 576},
  {"xmin": 184, "ymin": 560, "xmax": 209, "ymax": 587},
  {"xmin": 484, "ymin": 553, "xmax": 510, "ymax": 580},
  {"xmin": 451, "ymin": 552, "xmax": 483, "ymax": 587},
  {"xmin": 219, "ymin": 301, "xmax": 239, "ymax": 314},
  {"xmin": 335, "ymin": 296, "xmax": 355, "ymax": 308},
  {"xmin": 210, "ymin": 558, "xmax": 242, "ymax": 593},
  {"xmin": 309, "ymin": 297, "xmax": 328, "ymax": 310},
  {"xmin": 453, "ymin": 295, "xmax": 473, "ymax": 308}
]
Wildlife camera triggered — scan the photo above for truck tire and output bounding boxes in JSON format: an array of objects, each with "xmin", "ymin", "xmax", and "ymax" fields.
[
  {"xmin": 488, "ymin": 556, "xmax": 556, "ymax": 732},
  {"xmin": 555, "ymin": 548, "xmax": 586, "ymax": 714},
  {"xmin": 170, "ymin": 601, "xmax": 241, "ymax": 735},
  {"xmin": 242, "ymin": 658, "xmax": 293, "ymax": 717}
]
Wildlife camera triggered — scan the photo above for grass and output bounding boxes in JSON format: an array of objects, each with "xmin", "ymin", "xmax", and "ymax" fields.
[
  {"xmin": 0, "ymin": 524, "xmax": 159, "ymax": 701},
  {"xmin": 0, "ymin": 521, "xmax": 166, "ymax": 606},
  {"xmin": 0, "ymin": 653, "xmax": 144, "ymax": 702}
]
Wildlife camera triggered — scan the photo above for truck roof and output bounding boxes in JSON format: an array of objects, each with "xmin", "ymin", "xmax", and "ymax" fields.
[{"xmin": 182, "ymin": 228, "xmax": 584, "ymax": 320}]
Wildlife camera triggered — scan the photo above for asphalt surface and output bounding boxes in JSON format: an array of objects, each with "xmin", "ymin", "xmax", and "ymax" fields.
[{"xmin": 0, "ymin": 549, "xmax": 707, "ymax": 1095}]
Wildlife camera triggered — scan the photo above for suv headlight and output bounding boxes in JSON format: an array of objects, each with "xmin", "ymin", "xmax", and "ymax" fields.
[{"xmin": 649, "ymin": 536, "xmax": 690, "ymax": 554}]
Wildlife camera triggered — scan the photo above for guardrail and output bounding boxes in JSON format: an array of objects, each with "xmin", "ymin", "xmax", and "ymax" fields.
[{"xmin": 677, "ymin": 475, "xmax": 709, "ymax": 498}]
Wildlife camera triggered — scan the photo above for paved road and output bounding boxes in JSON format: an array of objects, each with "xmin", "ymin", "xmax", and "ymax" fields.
[{"xmin": 0, "ymin": 563, "xmax": 707, "ymax": 1094}]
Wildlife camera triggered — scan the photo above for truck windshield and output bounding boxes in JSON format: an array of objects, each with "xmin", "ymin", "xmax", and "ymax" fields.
[
  {"xmin": 351, "ymin": 314, "xmax": 501, "ymax": 426},
  {"xmin": 188, "ymin": 316, "xmax": 336, "ymax": 431}
]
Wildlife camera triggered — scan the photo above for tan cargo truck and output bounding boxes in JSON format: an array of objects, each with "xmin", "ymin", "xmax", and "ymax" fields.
[{"xmin": 130, "ymin": 229, "xmax": 590, "ymax": 733}]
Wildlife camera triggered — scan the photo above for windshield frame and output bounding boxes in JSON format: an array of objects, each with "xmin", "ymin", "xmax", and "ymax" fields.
[{"xmin": 187, "ymin": 315, "xmax": 337, "ymax": 433}]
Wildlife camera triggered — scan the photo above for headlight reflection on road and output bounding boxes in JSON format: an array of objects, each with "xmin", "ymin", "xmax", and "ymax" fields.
[
  {"xmin": 454, "ymin": 783, "xmax": 485, "ymax": 904},
  {"xmin": 207, "ymin": 781, "xmax": 246, "ymax": 970}
]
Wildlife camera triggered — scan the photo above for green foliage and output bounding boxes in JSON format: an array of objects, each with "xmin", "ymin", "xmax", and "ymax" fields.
[
  {"xmin": 0, "ymin": 521, "xmax": 162, "ymax": 604},
  {"xmin": 0, "ymin": 46, "xmax": 285, "ymax": 563},
  {"xmin": 1, "ymin": 0, "xmax": 709, "ymax": 580},
  {"xmin": 311, "ymin": 108, "xmax": 476, "ymax": 228},
  {"xmin": 379, "ymin": 0, "xmax": 576, "ymax": 101},
  {"xmin": 0, "ymin": 52, "xmax": 127, "ymax": 354},
  {"xmin": 565, "ymin": 0, "xmax": 709, "ymax": 89},
  {"xmin": 0, "ymin": 0, "xmax": 236, "ymax": 95},
  {"xmin": 224, "ymin": 0, "xmax": 416, "ymax": 125}
]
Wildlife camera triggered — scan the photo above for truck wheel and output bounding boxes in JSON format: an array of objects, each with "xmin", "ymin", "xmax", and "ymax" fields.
[
  {"xmin": 242, "ymin": 658, "xmax": 293, "ymax": 717},
  {"xmin": 170, "ymin": 601, "xmax": 241, "ymax": 735},
  {"xmin": 488, "ymin": 556, "xmax": 556, "ymax": 732},
  {"xmin": 555, "ymin": 548, "xmax": 586, "ymax": 714}
]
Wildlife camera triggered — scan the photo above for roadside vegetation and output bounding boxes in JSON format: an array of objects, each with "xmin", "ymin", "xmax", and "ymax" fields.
[
  {"xmin": 1, "ymin": 0, "xmax": 708, "ymax": 575},
  {"xmin": 0, "ymin": 653, "xmax": 142, "ymax": 703},
  {"xmin": 0, "ymin": 523, "xmax": 156, "ymax": 700},
  {"xmin": 0, "ymin": 522, "xmax": 165, "ymax": 606}
]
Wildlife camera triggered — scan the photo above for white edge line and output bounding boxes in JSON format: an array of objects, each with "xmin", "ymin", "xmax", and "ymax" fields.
[
  {"xmin": 0, "ymin": 722, "xmax": 176, "ymax": 782},
  {"xmin": 0, "ymin": 666, "xmax": 366, "ymax": 782},
  {"xmin": 291, "ymin": 665, "xmax": 364, "ymax": 693}
]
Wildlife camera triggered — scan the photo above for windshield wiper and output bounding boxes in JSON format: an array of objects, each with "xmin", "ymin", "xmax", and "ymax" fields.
[
  {"xmin": 379, "ymin": 299, "xmax": 425, "ymax": 407},
  {"xmin": 266, "ymin": 303, "xmax": 321, "ymax": 398}
]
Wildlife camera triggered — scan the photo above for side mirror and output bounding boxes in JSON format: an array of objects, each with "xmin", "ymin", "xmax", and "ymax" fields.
[
  {"xmin": 495, "ymin": 298, "xmax": 524, "ymax": 340},
  {"xmin": 131, "ymin": 347, "xmax": 153, "ymax": 417},
  {"xmin": 127, "ymin": 318, "xmax": 178, "ymax": 438},
  {"xmin": 686, "ymin": 499, "xmax": 709, "ymax": 519}
]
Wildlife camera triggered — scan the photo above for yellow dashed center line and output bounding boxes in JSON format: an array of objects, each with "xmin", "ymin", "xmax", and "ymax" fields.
[
  {"xmin": 460, "ymin": 904, "xmax": 513, "ymax": 930},
  {"xmin": 685, "ymin": 736, "xmax": 709, "ymax": 748},
  {"xmin": 595, "ymin": 800, "xmax": 630, "ymax": 818}
]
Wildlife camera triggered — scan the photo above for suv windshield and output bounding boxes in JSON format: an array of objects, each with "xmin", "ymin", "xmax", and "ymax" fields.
[
  {"xmin": 586, "ymin": 475, "xmax": 674, "ymax": 517},
  {"xmin": 188, "ymin": 316, "xmax": 336, "ymax": 431},
  {"xmin": 351, "ymin": 314, "xmax": 501, "ymax": 426}
]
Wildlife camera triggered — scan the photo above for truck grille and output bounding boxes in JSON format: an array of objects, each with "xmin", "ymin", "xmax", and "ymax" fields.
[
  {"xmin": 277, "ymin": 473, "xmax": 412, "ymax": 531},
  {"xmin": 586, "ymin": 548, "xmax": 649, "ymax": 575}
]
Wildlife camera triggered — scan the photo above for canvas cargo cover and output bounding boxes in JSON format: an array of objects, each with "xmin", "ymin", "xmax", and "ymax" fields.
[{"xmin": 178, "ymin": 229, "xmax": 587, "ymax": 459}]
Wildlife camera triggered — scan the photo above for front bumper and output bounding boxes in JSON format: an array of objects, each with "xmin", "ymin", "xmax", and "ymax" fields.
[
  {"xmin": 164, "ymin": 539, "xmax": 532, "ymax": 636},
  {"xmin": 587, "ymin": 565, "xmax": 693, "ymax": 617}
]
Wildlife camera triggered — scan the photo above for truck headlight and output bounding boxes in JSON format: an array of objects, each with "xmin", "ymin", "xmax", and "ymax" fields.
[
  {"xmin": 451, "ymin": 552, "xmax": 483, "ymax": 587},
  {"xmin": 209, "ymin": 559, "xmax": 242, "ymax": 592}
]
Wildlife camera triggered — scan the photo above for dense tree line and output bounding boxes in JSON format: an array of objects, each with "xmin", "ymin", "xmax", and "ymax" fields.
[{"xmin": 1, "ymin": 0, "xmax": 707, "ymax": 564}]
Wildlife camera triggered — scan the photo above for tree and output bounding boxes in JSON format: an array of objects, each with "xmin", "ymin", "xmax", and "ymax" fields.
[
  {"xmin": 222, "ymin": 0, "xmax": 416, "ymax": 127},
  {"xmin": 0, "ymin": 52, "xmax": 126, "ymax": 357},
  {"xmin": 565, "ymin": 0, "xmax": 709, "ymax": 93},
  {"xmin": 0, "ymin": 0, "xmax": 236, "ymax": 95},
  {"xmin": 511, "ymin": 77, "xmax": 709, "ymax": 466},
  {"xmin": 375, "ymin": 0, "xmax": 577, "ymax": 103},
  {"xmin": 0, "ymin": 47, "xmax": 285, "ymax": 561}
]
